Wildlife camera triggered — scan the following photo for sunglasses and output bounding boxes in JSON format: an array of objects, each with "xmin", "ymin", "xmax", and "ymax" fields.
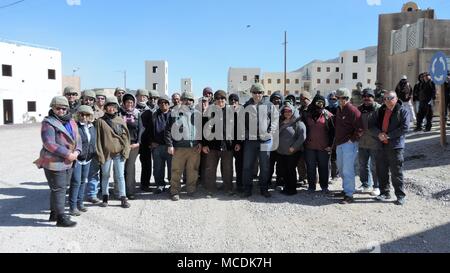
[
  {"xmin": 66, "ymin": 93, "xmax": 78, "ymax": 97},
  {"xmin": 55, "ymin": 107, "xmax": 68, "ymax": 111},
  {"xmin": 384, "ymin": 96, "xmax": 396, "ymax": 101},
  {"xmin": 79, "ymin": 113, "xmax": 91, "ymax": 117},
  {"xmin": 329, "ymin": 98, "xmax": 337, "ymax": 101},
  {"xmin": 362, "ymin": 95, "xmax": 373, "ymax": 99},
  {"xmin": 252, "ymin": 91, "xmax": 263, "ymax": 95},
  {"xmin": 97, "ymin": 97, "xmax": 106, "ymax": 100},
  {"xmin": 315, "ymin": 101, "xmax": 325, "ymax": 106}
]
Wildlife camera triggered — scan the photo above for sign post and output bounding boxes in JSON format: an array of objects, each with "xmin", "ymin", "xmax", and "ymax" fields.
[{"xmin": 429, "ymin": 51, "xmax": 448, "ymax": 147}]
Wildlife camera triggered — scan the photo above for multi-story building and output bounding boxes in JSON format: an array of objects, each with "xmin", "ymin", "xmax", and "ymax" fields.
[
  {"xmin": 227, "ymin": 68, "xmax": 261, "ymax": 99},
  {"xmin": 181, "ymin": 78, "xmax": 193, "ymax": 94},
  {"xmin": 145, "ymin": 60, "xmax": 168, "ymax": 96},
  {"xmin": 261, "ymin": 72, "xmax": 303, "ymax": 96},
  {"xmin": 0, "ymin": 39, "xmax": 62, "ymax": 125}
]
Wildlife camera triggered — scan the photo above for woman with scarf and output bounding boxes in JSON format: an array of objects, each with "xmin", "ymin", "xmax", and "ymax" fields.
[
  {"xmin": 277, "ymin": 103, "xmax": 306, "ymax": 195},
  {"xmin": 120, "ymin": 94, "xmax": 143, "ymax": 200},
  {"xmin": 34, "ymin": 96, "xmax": 81, "ymax": 227},
  {"xmin": 96, "ymin": 97, "xmax": 131, "ymax": 208},
  {"xmin": 68, "ymin": 105, "xmax": 97, "ymax": 216},
  {"xmin": 303, "ymin": 95, "xmax": 335, "ymax": 194},
  {"xmin": 326, "ymin": 91, "xmax": 339, "ymax": 181}
]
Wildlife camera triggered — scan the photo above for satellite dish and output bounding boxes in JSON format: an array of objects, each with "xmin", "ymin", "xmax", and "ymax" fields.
[{"xmin": 402, "ymin": 2, "xmax": 419, "ymax": 12}]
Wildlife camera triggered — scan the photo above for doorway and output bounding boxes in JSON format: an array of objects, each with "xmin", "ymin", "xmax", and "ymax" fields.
[{"xmin": 3, "ymin": 100, "xmax": 14, "ymax": 124}]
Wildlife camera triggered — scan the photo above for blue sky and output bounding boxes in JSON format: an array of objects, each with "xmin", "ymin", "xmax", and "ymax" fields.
[{"xmin": 1, "ymin": 0, "xmax": 449, "ymax": 96}]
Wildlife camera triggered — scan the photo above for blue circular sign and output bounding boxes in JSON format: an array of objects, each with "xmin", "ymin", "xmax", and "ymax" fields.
[{"xmin": 429, "ymin": 51, "xmax": 448, "ymax": 85}]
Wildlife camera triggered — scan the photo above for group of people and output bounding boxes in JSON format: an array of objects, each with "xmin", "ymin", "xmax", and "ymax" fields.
[{"xmin": 37, "ymin": 71, "xmax": 443, "ymax": 227}]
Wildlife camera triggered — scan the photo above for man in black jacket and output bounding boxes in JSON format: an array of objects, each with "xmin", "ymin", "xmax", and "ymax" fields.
[{"xmin": 415, "ymin": 73, "xmax": 436, "ymax": 132}]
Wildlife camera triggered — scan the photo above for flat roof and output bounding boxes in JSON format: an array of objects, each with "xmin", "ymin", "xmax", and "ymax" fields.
[{"xmin": 0, "ymin": 38, "xmax": 59, "ymax": 52}]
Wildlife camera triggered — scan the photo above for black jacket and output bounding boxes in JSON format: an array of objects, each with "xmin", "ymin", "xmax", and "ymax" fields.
[
  {"xmin": 202, "ymin": 106, "xmax": 241, "ymax": 151},
  {"xmin": 77, "ymin": 122, "xmax": 97, "ymax": 162},
  {"xmin": 418, "ymin": 80, "xmax": 437, "ymax": 103}
]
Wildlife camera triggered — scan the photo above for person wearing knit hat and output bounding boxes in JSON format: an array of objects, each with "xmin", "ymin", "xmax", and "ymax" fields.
[
  {"xmin": 34, "ymin": 96, "xmax": 82, "ymax": 227},
  {"xmin": 68, "ymin": 105, "xmax": 97, "ymax": 217},
  {"xmin": 203, "ymin": 87, "xmax": 214, "ymax": 103},
  {"xmin": 82, "ymin": 90, "xmax": 97, "ymax": 107}
]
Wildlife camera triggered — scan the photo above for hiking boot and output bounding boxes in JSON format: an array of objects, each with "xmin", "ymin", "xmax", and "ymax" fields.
[
  {"xmin": 321, "ymin": 188, "xmax": 331, "ymax": 195},
  {"xmin": 120, "ymin": 197, "xmax": 130, "ymax": 209},
  {"xmin": 69, "ymin": 208, "xmax": 81, "ymax": 217},
  {"xmin": 49, "ymin": 211, "xmax": 57, "ymax": 222},
  {"xmin": 56, "ymin": 214, "xmax": 77, "ymax": 228},
  {"xmin": 357, "ymin": 186, "xmax": 372, "ymax": 194},
  {"xmin": 340, "ymin": 196, "xmax": 354, "ymax": 205},
  {"xmin": 140, "ymin": 186, "xmax": 152, "ymax": 192},
  {"xmin": 414, "ymin": 127, "xmax": 423, "ymax": 132},
  {"xmin": 87, "ymin": 197, "xmax": 101, "ymax": 204},
  {"xmin": 261, "ymin": 191, "xmax": 271, "ymax": 198},
  {"xmin": 307, "ymin": 188, "xmax": 316, "ymax": 194},
  {"xmin": 395, "ymin": 197, "xmax": 406, "ymax": 206},
  {"xmin": 371, "ymin": 188, "xmax": 381, "ymax": 197},
  {"xmin": 78, "ymin": 206, "xmax": 88, "ymax": 213},
  {"xmin": 376, "ymin": 193, "xmax": 392, "ymax": 201},
  {"xmin": 99, "ymin": 195, "xmax": 109, "ymax": 207},
  {"xmin": 171, "ymin": 195, "xmax": 180, "ymax": 202}
]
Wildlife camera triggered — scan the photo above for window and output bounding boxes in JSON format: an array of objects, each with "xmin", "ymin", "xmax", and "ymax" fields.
[
  {"xmin": 261, "ymin": 79, "xmax": 264, "ymax": 84},
  {"xmin": 341, "ymin": 73, "xmax": 343, "ymax": 80},
  {"xmin": 27, "ymin": 101, "xmax": 37, "ymax": 112},
  {"xmin": 254, "ymin": 75, "xmax": 260, "ymax": 83},
  {"xmin": 48, "ymin": 69, "xmax": 56, "ymax": 80},
  {"xmin": 336, "ymin": 67, "xmax": 340, "ymax": 73},
  {"xmin": 341, "ymin": 57, "xmax": 344, "ymax": 64},
  {"xmin": 153, "ymin": 83, "xmax": 158, "ymax": 90},
  {"xmin": 243, "ymin": 75, "xmax": 248, "ymax": 81},
  {"xmin": 317, "ymin": 79, "xmax": 321, "ymax": 84},
  {"xmin": 286, "ymin": 79, "xmax": 290, "ymax": 84},
  {"xmin": 352, "ymin": 73, "xmax": 358, "ymax": 80},
  {"xmin": 326, "ymin": 79, "xmax": 331, "ymax": 84},
  {"xmin": 295, "ymin": 79, "xmax": 300, "ymax": 84},
  {"xmin": 184, "ymin": 81, "xmax": 188, "ymax": 85},
  {"xmin": 317, "ymin": 67, "xmax": 321, "ymax": 73},
  {"xmin": 152, "ymin": 66, "xmax": 158, "ymax": 73},
  {"xmin": 2, "ymin": 64, "xmax": 12, "ymax": 77},
  {"xmin": 326, "ymin": 67, "xmax": 331, "ymax": 73},
  {"xmin": 353, "ymin": 56, "xmax": 358, "ymax": 63},
  {"xmin": 268, "ymin": 91, "xmax": 272, "ymax": 95},
  {"xmin": 335, "ymin": 79, "xmax": 340, "ymax": 84},
  {"xmin": 268, "ymin": 79, "xmax": 272, "ymax": 84},
  {"xmin": 277, "ymin": 79, "xmax": 281, "ymax": 84},
  {"xmin": 295, "ymin": 90, "xmax": 300, "ymax": 95},
  {"xmin": 367, "ymin": 79, "xmax": 372, "ymax": 84},
  {"xmin": 368, "ymin": 67, "xmax": 372, "ymax": 73}
]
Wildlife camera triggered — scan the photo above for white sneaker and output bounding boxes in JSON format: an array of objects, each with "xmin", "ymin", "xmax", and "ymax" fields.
[
  {"xmin": 371, "ymin": 188, "xmax": 381, "ymax": 197},
  {"xmin": 358, "ymin": 186, "xmax": 372, "ymax": 193}
]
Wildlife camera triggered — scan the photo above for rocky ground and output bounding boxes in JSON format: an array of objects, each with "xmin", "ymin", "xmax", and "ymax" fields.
[{"xmin": 0, "ymin": 122, "xmax": 448, "ymax": 253}]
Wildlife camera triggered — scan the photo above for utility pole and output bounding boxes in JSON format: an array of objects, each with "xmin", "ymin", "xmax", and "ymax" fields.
[
  {"xmin": 123, "ymin": 70, "xmax": 127, "ymax": 90},
  {"xmin": 283, "ymin": 31, "xmax": 287, "ymax": 95}
]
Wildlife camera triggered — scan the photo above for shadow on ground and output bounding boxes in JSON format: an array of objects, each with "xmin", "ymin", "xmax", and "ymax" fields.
[{"xmin": 0, "ymin": 182, "xmax": 53, "ymax": 227}]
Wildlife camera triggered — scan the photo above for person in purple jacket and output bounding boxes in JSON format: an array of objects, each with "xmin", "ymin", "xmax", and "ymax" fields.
[
  {"xmin": 34, "ymin": 96, "xmax": 81, "ymax": 227},
  {"xmin": 333, "ymin": 88, "xmax": 363, "ymax": 204}
]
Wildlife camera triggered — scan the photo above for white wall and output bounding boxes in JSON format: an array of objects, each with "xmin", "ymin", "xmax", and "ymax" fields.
[
  {"xmin": 181, "ymin": 78, "xmax": 192, "ymax": 94},
  {"xmin": 0, "ymin": 41, "xmax": 62, "ymax": 125},
  {"xmin": 340, "ymin": 50, "xmax": 367, "ymax": 90},
  {"xmin": 228, "ymin": 68, "xmax": 261, "ymax": 94},
  {"xmin": 145, "ymin": 61, "xmax": 168, "ymax": 96},
  {"xmin": 262, "ymin": 72, "xmax": 303, "ymax": 96}
]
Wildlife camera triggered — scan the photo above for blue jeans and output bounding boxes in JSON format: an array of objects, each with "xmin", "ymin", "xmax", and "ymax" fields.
[
  {"xmin": 86, "ymin": 158, "xmax": 100, "ymax": 199},
  {"xmin": 242, "ymin": 140, "xmax": 272, "ymax": 193},
  {"xmin": 101, "ymin": 155, "xmax": 126, "ymax": 197},
  {"xmin": 69, "ymin": 161, "xmax": 90, "ymax": 210},
  {"xmin": 152, "ymin": 144, "xmax": 172, "ymax": 187},
  {"xmin": 336, "ymin": 141, "xmax": 358, "ymax": 197},
  {"xmin": 304, "ymin": 149, "xmax": 330, "ymax": 190},
  {"xmin": 358, "ymin": 148, "xmax": 379, "ymax": 189}
]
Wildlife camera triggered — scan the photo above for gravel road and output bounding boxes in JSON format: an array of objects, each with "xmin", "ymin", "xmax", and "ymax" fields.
[{"xmin": 0, "ymin": 123, "xmax": 448, "ymax": 253}]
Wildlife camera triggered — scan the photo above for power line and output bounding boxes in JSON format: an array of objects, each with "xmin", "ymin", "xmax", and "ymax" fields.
[{"xmin": 0, "ymin": 0, "xmax": 26, "ymax": 9}]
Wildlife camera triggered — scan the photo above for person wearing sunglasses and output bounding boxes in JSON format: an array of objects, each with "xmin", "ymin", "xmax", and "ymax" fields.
[
  {"xmin": 241, "ymin": 83, "xmax": 277, "ymax": 198},
  {"xmin": 357, "ymin": 89, "xmax": 382, "ymax": 197},
  {"xmin": 303, "ymin": 95, "xmax": 335, "ymax": 195},
  {"xmin": 333, "ymin": 88, "xmax": 363, "ymax": 205},
  {"xmin": 370, "ymin": 91, "xmax": 410, "ymax": 206},
  {"xmin": 34, "ymin": 96, "xmax": 82, "ymax": 227},
  {"xmin": 166, "ymin": 92, "xmax": 202, "ymax": 201},
  {"xmin": 63, "ymin": 86, "xmax": 81, "ymax": 117},
  {"xmin": 69, "ymin": 105, "xmax": 96, "ymax": 217},
  {"xmin": 114, "ymin": 87, "xmax": 126, "ymax": 105},
  {"xmin": 82, "ymin": 89, "xmax": 104, "ymax": 121}
]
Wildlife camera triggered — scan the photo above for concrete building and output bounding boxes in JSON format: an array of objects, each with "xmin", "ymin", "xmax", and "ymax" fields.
[
  {"xmin": 295, "ymin": 47, "xmax": 377, "ymax": 97},
  {"xmin": 261, "ymin": 72, "xmax": 303, "ymax": 96},
  {"xmin": 227, "ymin": 68, "xmax": 261, "ymax": 99},
  {"xmin": 181, "ymin": 78, "xmax": 192, "ymax": 94},
  {"xmin": 377, "ymin": 2, "xmax": 436, "ymax": 90},
  {"xmin": 0, "ymin": 40, "xmax": 62, "ymax": 125},
  {"xmin": 145, "ymin": 60, "xmax": 168, "ymax": 96},
  {"xmin": 62, "ymin": 75, "xmax": 81, "ymax": 95}
]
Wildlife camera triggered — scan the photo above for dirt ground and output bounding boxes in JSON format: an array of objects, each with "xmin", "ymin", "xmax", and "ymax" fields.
[{"xmin": 0, "ymin": 122, "xmax": 448, "ymax": 253}]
